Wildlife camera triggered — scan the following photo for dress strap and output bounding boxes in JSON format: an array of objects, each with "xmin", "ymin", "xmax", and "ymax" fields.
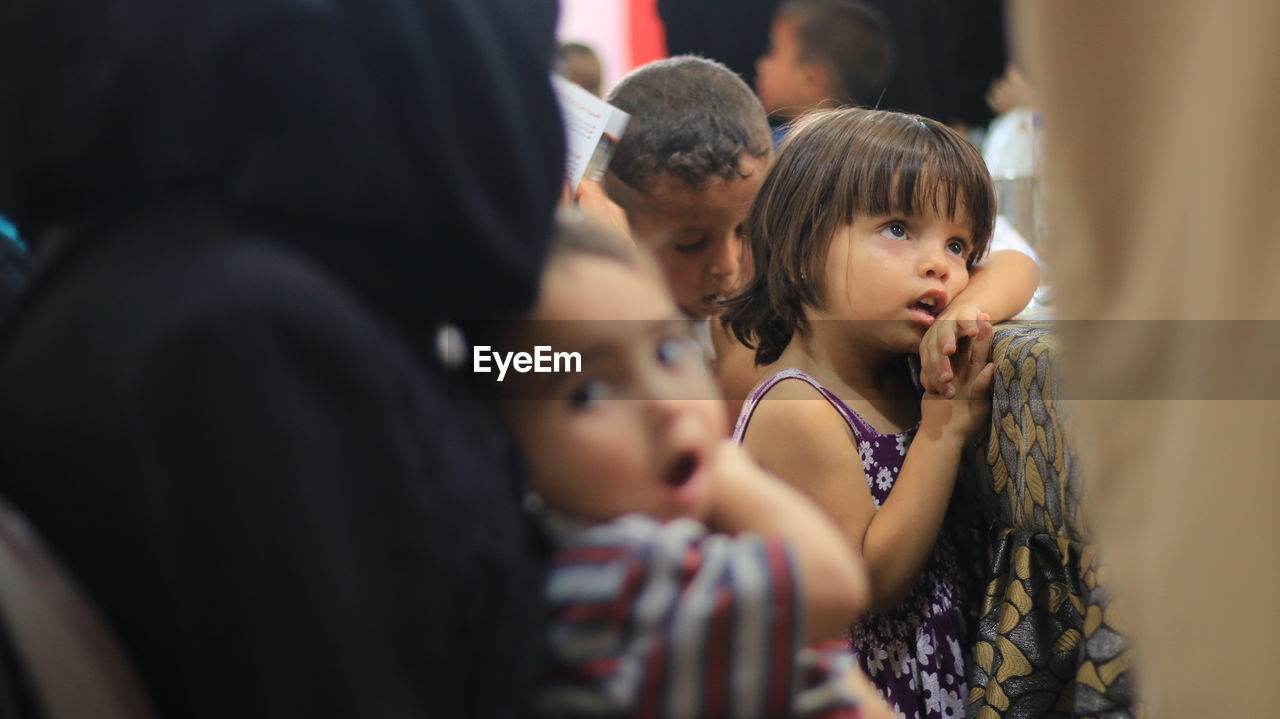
[{"xmin": 731, "ymin": 367, "xmax": 876, "ymax": 444}]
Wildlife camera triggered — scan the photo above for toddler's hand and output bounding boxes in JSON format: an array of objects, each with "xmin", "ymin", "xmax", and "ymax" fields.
[
  {"xmin": 920, "ymin": 318, "xmax": 995, "ymax": 445},
  {"xmin": 576, "ymin": 178, "xmax": 632, "ymax": 241},
  {"xmin": 919, "ymin": 303, "xmax": 989, "ymax": 399},
  {"xmin": 702, "ymin": 441, "xmax": 779, "ymax": 529}
]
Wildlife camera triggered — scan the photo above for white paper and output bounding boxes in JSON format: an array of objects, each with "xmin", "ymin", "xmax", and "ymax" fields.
[{"xmin": 552, "ymin": 76, "xmax": 630, "ymax": 193}]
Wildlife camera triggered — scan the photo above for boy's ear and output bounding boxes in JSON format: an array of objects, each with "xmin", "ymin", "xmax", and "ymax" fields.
[{"xmin": 799, "ymin": 63, "xmax": 834, "ymax": 107}]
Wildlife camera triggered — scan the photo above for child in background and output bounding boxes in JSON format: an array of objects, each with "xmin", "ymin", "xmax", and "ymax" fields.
[
  {"xmin": 755, "ymin": 0, "xmax": 895, "ymax": 131},
  {"xmin": 725, "ymin": 108, "xmax": 997, "ymax": 719},
  {"xmin": 556, "ymin": 42, "xmax": 603, "ymax": 98},
  {"xmin": 603, "ymin": 56, "xmax": 773, "ymax": 349},
  {"xmin": 488, "ymin": 221, "xmax": 894, "ymax": 719}
]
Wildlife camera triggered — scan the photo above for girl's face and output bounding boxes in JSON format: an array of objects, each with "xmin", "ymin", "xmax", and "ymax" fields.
[
  {"xmin": 501, "ymin": 256, "xmax": 725, "ymax": 524},
  {"xmin": 812, "ymin": 202, "xmax": 976, "ymax": 354}
]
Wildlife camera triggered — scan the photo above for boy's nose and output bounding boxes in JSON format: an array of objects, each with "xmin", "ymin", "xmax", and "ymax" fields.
[{"xmin": 707, "ymin": 234, "xmax": 742, "ymax": 283}]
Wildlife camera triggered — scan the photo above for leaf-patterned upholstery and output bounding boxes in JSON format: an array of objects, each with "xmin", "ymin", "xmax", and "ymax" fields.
[{"xmin": 963, "ymin": 322, "xmax": 1138, "ymax": 719}]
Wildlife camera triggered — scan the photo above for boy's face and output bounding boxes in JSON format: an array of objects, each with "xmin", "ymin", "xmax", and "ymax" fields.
[
  {"xmin": 756, "ymin": 16, "xmax": 825, "ymax": 119},
  {"xmin": 501, "ymin": 256, "xmax": 726, "ymax": 524},
  {"xmin": 609, "ymin": 157, "xmax": 770, "ymax": 318}
]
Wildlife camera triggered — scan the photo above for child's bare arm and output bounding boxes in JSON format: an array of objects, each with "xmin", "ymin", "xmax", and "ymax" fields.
[
  {"xmin": 961, "ymin": 249, "xmax": 1040, "ymax": 321},
  {"xmin": 920, "ymin": 249, "xmax": 1039, "ymax": 395},
  {"xmin": 867, "ymin": 322, "xmax": 994, "ymax": 606},
  {"xmin": 703, "ymin": 442, "xmax": 870, "ymax": 643},
  {"xmin": 746, "ymin": 328, "xmax": 994, "ymax": 612}
]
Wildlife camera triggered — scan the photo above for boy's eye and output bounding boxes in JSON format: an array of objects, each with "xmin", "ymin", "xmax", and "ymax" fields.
[
  {"xmin": 879, "ymin": 222, "xmax": 908, "ymax": 240},
  {"xmin": 656, "ymin": 336, "xmax": 691, "ymax": 367},
  {"xmin": 567, "ymin": 379, "xmax": 609, "ymax": 410},
  {"xmin": 672, "ymin": 237, "xmax": 707, "ymax": 254},
  {"xmin": 947, "ymin": 239, "xmax": 969, "ymax": 256}
]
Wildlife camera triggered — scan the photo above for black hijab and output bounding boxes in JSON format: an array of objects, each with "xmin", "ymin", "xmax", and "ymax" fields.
[{"xmin": 0, "ymin": 0, "xmax": 564, "ymax": 332}]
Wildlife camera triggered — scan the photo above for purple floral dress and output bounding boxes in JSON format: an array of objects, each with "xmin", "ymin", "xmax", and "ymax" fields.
[{"xmin": 733, "ymin": 368, "xmax": 969, "ymax": 719}]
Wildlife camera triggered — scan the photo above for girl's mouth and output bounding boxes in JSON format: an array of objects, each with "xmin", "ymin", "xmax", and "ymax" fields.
[{"xmin": 910, "ymin": 298, "xmax": 939, "ymax": 317}]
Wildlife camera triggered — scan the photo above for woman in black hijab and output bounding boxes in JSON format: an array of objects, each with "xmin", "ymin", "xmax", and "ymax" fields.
[{"xmin": 0, "ymin": 0, "xmax": 562, "ymax": 717}]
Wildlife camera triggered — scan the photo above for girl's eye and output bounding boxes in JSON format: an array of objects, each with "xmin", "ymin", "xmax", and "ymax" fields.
[
  {"xmin": 656, "ymin": 336, "xmax": 690, "ymax": 367},
  {"xmin": 673, "ymin": 237, "xmax": 708, "ymax": 254},
  {"xmin": 879, "ymin": 222, "xmax": 908, "ymax": 240},
  {"xmin": 567, "ymin": 379, "xmax": 609, "ymax": 410},
  {"xmin": 947, "ymin": 239, "xmax": 969, "ymax": 256}
]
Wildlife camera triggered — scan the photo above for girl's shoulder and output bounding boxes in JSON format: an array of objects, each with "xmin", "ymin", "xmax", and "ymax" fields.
[
  {"xmin": 734, "ymin": 368, "xmax": 870, "ymax": 491},
  {"xmin": 733, "ymin": 368, "xmax": 877, "ymax": 445}
]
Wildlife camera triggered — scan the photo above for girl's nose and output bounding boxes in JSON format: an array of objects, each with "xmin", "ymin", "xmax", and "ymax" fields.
[{"xmin": 917, "ymin": 244, "xmax": 951, "ymax": 280}]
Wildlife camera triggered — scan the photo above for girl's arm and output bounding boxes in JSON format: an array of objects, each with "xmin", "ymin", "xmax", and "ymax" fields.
[
  {"xmin": 703, "ymin": 442, "xmax": 870, "ymax": 643},
  {"xmin": 744, "ymin": 331, "xmax": 994, "ymax": 611},
  {"xmin": 743, "ymin": 388, "xmax": 958, "ymax": 612},
  {"xmin": 920, "ymin": 249, "xmax": 1039, "ymax": 396},
  {"xmin": 957, "ymin": 248, "xmax": 1040, "ymax": 322}
]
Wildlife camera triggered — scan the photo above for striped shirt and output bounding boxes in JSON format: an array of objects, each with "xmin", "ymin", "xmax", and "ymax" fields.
[{"xmin": 536, "ymin": 514, "xmax": 864, "ymax": 718}]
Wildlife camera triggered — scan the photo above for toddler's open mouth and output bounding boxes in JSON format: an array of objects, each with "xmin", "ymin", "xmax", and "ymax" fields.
[
  {"xmin": 908, "ymin": 289, "xmax": 948, "ymax": 318},
  {"xmin": 910, "ymin": 298, "xmax": 939, "ymax": 316},
  {"xmin": 663, "ymin": 451, "xmax": 700, "ymax": 487}
]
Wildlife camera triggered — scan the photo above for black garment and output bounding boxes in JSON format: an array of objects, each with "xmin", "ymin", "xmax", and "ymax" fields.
[
  {"xmin": 0, "ymin": 237, "xmax": 27, "ymax": 319},
  {"xmin": 659, "ymin": 0, "xmax": 782, "ymax": 89},
  {"xmin": 861, "ymin": 0, "xmax": 1007, "ymax": 126},
  {"xmin": 659, "ymin": 0, "xmax": 1006, "ymax": 127},
  {"xmin": 0, "ymin": 1, "xmax": 563, "ymax": 718}
]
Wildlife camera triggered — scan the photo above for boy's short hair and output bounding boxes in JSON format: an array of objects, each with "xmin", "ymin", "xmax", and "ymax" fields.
[
  {"xmin": 606, "ymin": 56, "xmax": 772, "ymax": 193},
  {"xmin": 780, "ymin": 0, "xmax": 894, "ymax": 107}
]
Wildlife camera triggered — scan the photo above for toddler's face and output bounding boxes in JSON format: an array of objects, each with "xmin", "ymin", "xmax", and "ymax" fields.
[
  {"xmin": 813, "ymin": 203, "xmax": 975, "ymax": 353},
  {"xmin": 501, "ymin": 256, "xmax": 726, "ymax": 524},
  {"xmin": 611, "ymin": 159, "xmax": 769, "ymax": 318}
]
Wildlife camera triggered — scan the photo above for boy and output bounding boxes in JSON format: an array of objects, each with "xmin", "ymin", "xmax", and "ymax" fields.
[
  {"xmin": 604, "ymin": 56, "xmax": 773, "ymax": 324},
  {"xmin": 487, "ymin": 221, "xmax": 894, "ymax": 719},
  {"xmin": 755, "ymin": 0, "xmax": 894, "ymax": 127}
]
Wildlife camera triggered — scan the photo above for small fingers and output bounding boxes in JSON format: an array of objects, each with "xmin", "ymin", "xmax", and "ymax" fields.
[
  {"xmin": 930, "ymin": 321, "xmax": 958, "ymax": 357},
  {"xmin": 975, "ymin": 362, "xmax": 996, "ymax": 395},
  {"xmin": 919, "ymin": 370, "xmax": 937, "ymax": 395},
  {"xmin": 970, "ymin": 320, "xmax": 994, "ymax": 366}
]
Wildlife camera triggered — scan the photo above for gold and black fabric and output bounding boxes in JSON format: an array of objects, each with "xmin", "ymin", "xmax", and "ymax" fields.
[{"xmin": 963, "ymin": 322, "xmax": 1138, "ymax": 719}]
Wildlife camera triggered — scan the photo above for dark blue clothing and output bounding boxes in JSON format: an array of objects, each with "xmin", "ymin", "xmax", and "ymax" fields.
[{"xmin": 0, "ymin": 1, "xmax": 564, "ymax": 718}]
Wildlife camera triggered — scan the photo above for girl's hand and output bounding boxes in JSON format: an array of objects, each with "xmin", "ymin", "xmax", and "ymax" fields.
[
  {"xmin": 919, "ymin": 303, "xmax": 989, "ymax": 399},
  {"xmin": 920, "ymin": 318, "xmax": 995, "ymax": 445}
]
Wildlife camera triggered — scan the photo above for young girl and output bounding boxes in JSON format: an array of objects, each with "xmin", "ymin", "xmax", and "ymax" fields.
[{"xmin": 725, "ymin": 108, "xmax": 997, "ymax": 719}]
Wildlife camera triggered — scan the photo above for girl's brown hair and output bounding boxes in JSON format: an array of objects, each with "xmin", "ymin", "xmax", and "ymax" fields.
[{"xmin": 722, "ymin": 108, "xmax": 995, "ymax": 365}]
